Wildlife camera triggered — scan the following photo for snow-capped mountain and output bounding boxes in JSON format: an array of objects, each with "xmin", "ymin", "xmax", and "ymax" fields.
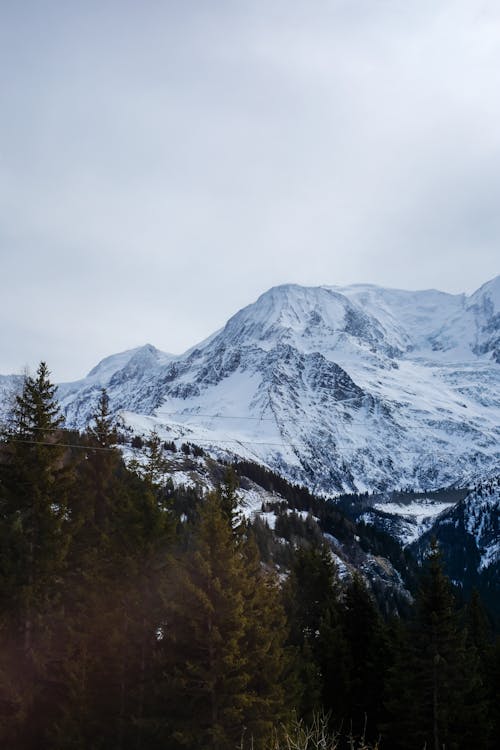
[{"xmin": 6, "ymin": 276, "xmax": 500, "ymax": 495}]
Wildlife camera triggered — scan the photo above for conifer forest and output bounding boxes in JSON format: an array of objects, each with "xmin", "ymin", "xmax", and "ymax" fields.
[{"xmin": 1, "ymin": 363, "xmax": 499, "ymax": 750}]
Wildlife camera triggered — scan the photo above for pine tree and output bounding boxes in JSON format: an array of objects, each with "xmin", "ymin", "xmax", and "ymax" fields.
[
  {"xmin": 51, "ymin": 440, "xmax": 174, "ymax": 750},
  {"xmin": 10, "ymin": 361, "xmax": 64, "ymax": 439},
  {"xmin": 219, "ymin": 466, "xmax": 240, "ymax": 525},
  {"xmin": 129, "ymin": 429, "xmax": 170, "ymax": 489},
  {"xmin": 238, "ymin": 531, "xmax": 292, "ymax": 744},
  {"xmin": 48, "ymin": 390, "xmax": 127, "ymax": 748},
  {"xmin": 283, "ymin": 544, "xmax": 345, "ymax": 722},
  {"xmin": 84, "ymin": 388, "xmax": 121, "ymax": 530},
  {"xmin": 151, "ymin": 490, "xmax": 290, "ymax": 749},
  {"xmin": 462, "ymin": 590, "xmax": 493, "ymax": 749},
  {"xmin": 89, "ymin": 388, "xmax": 117, "ymax": 448},
  {"xmin": 340, "ymin": 574, "xmax": 389, "ymax": 739},
  {"xmin": 153, "ymin": 491, "xmax": 249, "ymax": 749},
  {"xmin": 412, "ymin": 542, "xmax": 470, "ymax": 750},
  {"xmin": 51, "ymin": 388, "xmax": 176, "ymax": 749},
  {"xmin": 0, "ymin": 363, "xmax": 71, "ymax": 749}
]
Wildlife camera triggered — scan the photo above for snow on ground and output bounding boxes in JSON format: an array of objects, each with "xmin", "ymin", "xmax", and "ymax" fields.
[
  {"xmin": 361, "ymin": 499, "xmax": 459, "ymax": 546},
  {"xmin": 238, "ymin": 488, "xmax": 272, "ymax": 519},
  {"xmin": 374, "ymin": 500, "xmax": 457, "ymax": 521}
]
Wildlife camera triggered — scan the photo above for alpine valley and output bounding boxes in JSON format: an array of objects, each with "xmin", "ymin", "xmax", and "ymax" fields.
[{"xmin": 1, "ymin": 276, "xmax": 499, "ymax": 612}]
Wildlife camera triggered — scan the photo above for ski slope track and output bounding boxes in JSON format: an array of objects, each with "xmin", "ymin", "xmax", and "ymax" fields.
[{"xmin": 7, "ymin": 276, "xmax": 500, "ymax": 495}]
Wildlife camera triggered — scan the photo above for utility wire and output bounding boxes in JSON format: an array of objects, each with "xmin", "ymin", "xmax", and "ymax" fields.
[
  {"xmin": 5, "ymin": 392, "xmax": 371, "ymax": 437},
  {"xmin": 4, "ymin": 435, "xmax": 466, "ymax": 461},
  {"xmin": 7, "ymin": 438, "xmax": 120, "ymax": 452},
  {"xmin": 4, "ymin": 436, "xmax": 305, "ymax": 452}
]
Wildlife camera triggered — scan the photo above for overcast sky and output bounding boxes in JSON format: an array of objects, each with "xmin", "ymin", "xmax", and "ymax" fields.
[{"xmin": 1, "ymin": 0, "xmax": 499, "ymax": 381}]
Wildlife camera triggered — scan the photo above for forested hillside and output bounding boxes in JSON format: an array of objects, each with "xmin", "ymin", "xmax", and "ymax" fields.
[{"xmin": 1, "ymin": 364, "xmax": 499, "ymax": 749}]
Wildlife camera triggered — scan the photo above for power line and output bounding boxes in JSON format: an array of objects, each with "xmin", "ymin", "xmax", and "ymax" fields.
[
  {"xmin": 6, "ymin": 438, "xmax": 119, "ymax": 452},
  {"xmin": 3, "ymin": 435, "xmax": 304, "ymax": 452},
  {"xmin": 159, "ymin": 411, "xmax": 277, "ymax": 422},
  {"xmin": 5, "ymin": 392, "xmax": 371, "ymax": 437},
  {"xmin": 4, "ymin": 434, "xmax": 490, "ymax": 464},
  {"xmin": 7, "ymin": 431, "xmax": 474, "ymax": 459}
]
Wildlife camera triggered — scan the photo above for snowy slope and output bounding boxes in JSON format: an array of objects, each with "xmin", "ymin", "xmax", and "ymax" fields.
[
  {"xmin": 12, "ymin": 276, "xmax": 500, "ymax": 494},
  {"xmin": 361, "ymin": 498, "xmax": 459, "ymax": 547}
]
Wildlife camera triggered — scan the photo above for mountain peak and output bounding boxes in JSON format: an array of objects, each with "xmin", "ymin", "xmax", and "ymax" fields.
[
  {"xmin": 86, "ymin": 346, "xmax": 147, "ymax": 381},
  {"xmin": 56, "ymin": 275, "xmax": 500, "ymax": 494},
  {"xmin": 85, "ymin": 344, "xmax": 172, "ymax": 383}
]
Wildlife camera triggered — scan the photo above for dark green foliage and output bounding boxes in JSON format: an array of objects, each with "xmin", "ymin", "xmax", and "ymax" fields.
[
  {"xmin": 10, "ymin": 361, "xmax": 64, "ymax": 438},
  {"xmin": 340, "ymin": 574, "xmax": 390, "ymax": 738},
  {"xmin": 0, "ymin": 367, "xmax": 499, "ymax": 749},
  {"xmin": 43, "ymin": 401, "xmax": 172, "ymax": 749},
  {"xmin": 150, "ymin": 490, "xmax": 290, "ymax": 750},
  {"xmin": 283, "ymin": 544, "xmax": 347, "ymax": 721},
  {"xmin": 217, "ymin": 466, "xmax": 240, "ymax": 526},
  {"xmin": 0, "ymin": 363, "xmax": 71, "ymax": 748},
  {"xmin": 89, "ymin": 388, "xmax": 117, "ymax": 448},
  {"xmin": 275, "ymin": 509, "xmax": 324, "ymax": 547},
  {"xmin": 129, "ymin": 429, "xmax": 170, "ymax": 487}
]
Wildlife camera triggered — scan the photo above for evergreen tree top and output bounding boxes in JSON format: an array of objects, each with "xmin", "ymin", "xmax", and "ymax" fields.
[
  {"xmin": 12, "ymin": 361, "xmax": 63, "ymax": 439},
  {"xmin": 88, "ymin": 388, "xmax": 117, "ymax": 448}
]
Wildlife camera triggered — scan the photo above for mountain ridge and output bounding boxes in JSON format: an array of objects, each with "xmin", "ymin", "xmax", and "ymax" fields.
[{"xmin": 2, "ymin": 276, "xmax": 499, "ymax": 494}]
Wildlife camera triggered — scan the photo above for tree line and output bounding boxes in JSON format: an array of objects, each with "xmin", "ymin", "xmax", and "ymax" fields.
[{"xmin": 0, "ymin": 363, "xmax": 499, "ymax": 749}]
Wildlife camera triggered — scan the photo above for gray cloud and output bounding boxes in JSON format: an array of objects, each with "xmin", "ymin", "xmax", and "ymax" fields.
[{"xmin": 1, "ymin": 0, "xmax": 499, "ymax": 380}]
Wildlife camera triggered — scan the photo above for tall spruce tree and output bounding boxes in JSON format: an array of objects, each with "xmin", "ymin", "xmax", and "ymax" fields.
[
  {"xmin": 151, "ymin": 488, "xmax": 290, "ymax": 750},
  {"xmin": 51, "ymin": 390, "xmax": 175, "ymax": 750},
  {"xmin": 238, "ymin": 530, "xmax": 292, "ymax": 743},
  {"xmin": 153, "ymin": 491, "xmax": 249, "ymax": 749},
  {"xmin": 283, "ymin": 543, "xmax": 346, "ymax": 722},
  {"xmin": 128, "ymin": 428, "xmax": 171, "ymax": 491},
  {"xmin": 48, "ymin": 388, "xmax": 124, "ymax": 748},
  {"xmin": 85, "ymin": 388, "xmax": 120, "ymax": 529},
  {"xmin": 412, "ymin": 542, "xmax": 473, "ymax": 750},
  {"xmin": 340, "ymin": 574, "xmax": 389, "ymax": 739},
  {"xmin": 0, "ymin": 363, "xmax": 71, "ymax": 749},
  {"xmin": 51, "ymin": 459, "xmax": 173, "ymax": 750}
]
